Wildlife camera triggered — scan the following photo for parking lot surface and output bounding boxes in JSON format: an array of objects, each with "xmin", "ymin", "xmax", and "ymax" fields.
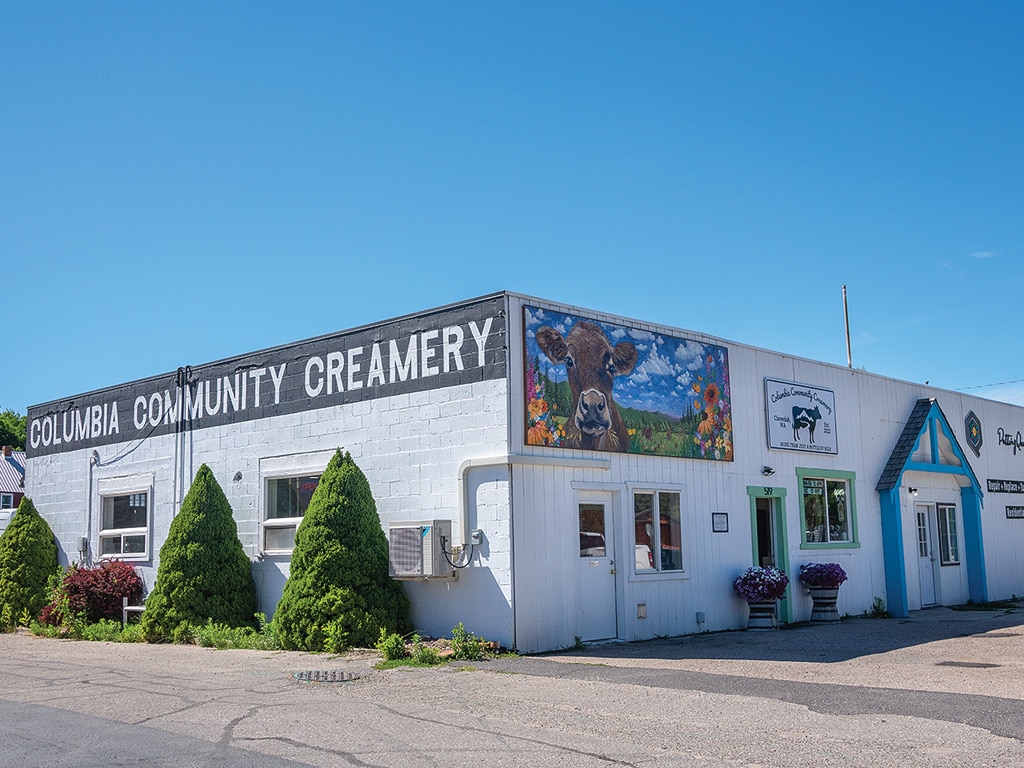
[{"xmin": 2, "ymin": 606, "xmax": 1023, "ymax": 767}]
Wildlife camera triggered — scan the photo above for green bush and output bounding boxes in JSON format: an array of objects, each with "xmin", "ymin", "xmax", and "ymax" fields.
[
  {"xmin": 411, "ymin": 636, "xmax": 441, "ymax": 665},
  {"xmin": 376, "ymin": 628, "xmax": 409, "ymax": 661},
  {"xmin": 273, "ymin": 451, "xmax": 411, "ymax": 651},
  {"xmin": 0, "ymin": 497, "xmax": 58, "ymax": 629},
  {"xmin": 118, "ymin": 622, "xmax": 147, "ymax": 643},
  {"xmin": 450, "ymin": 622, "xmax": 487, "ymax": 661},
  {"xmin": 141, "ymin": 465, "xmax": 257, "ymax": 642},
  {"xmin": 81, "ymin": 619, "xmax": 124, "ymax": 642},
  {"xmin": 374, "ymin": 631, "xmax": 444, "ymax": 668},
  {"xmin": 37, "ymin": 567, "xmax": 86, "ymax": 637}
]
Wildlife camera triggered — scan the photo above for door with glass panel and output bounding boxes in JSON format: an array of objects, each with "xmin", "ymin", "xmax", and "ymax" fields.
[
  {"xmin": 577, "ymin": 494, "xmax": 617, "ymax": 641},
  {"xmin": 916, "ymin": 504, "xmax": 937, "ymax": 606}
]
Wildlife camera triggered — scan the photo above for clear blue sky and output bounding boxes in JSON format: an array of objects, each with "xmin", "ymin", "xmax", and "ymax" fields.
[{"xmin": 3, "ymin": 2, "xmax": 1022, "ymax": 415}]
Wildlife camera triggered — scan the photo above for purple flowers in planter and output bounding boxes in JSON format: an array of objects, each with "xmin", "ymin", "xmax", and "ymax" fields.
[
  {"xmin": 733, "ymin": 566, "xmax": 789, "ymax": 602},
  {"xmin": 798, "ymin": 562, "xmax": 848, "ymax": 588}
]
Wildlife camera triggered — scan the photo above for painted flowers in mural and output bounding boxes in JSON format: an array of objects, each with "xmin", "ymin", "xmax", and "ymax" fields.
[
  {"xmin": 524, "ymin": 306, "xmax": 733, "ymax": 461},
  {"xmin": 525, "ymin": 357, "xmax": 566, "ymax": 447}
]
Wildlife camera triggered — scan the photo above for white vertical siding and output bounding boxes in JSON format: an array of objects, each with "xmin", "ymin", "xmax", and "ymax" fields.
[{"xmin": 506, "ymin": 293, "xmax": 1024, "ymax": 651}]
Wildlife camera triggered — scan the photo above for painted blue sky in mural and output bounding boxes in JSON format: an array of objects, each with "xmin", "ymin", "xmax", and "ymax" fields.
[{"xmin": 525, "ymin": 306, "xmax": 728, "ymax": 419}]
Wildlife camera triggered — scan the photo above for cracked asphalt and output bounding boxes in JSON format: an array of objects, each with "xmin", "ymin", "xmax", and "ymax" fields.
[{"xmin": 2, "ymin": 606, "xmax": 1024, "ymax": 767}]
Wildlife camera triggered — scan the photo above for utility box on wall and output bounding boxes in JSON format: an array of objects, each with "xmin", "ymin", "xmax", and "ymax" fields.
[{"xmin": 388, "ymin": 520, "xmax": 455, "ymax": 580}]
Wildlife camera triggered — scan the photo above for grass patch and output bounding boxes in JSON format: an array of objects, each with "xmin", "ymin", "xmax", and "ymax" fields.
[
  {"xmin": 29, "ymin": 612, "xmax": 280, "ymax": 649},
  {"xmin": 376, "ymin": 658, "xmax": 448, "ymax": 670},
  {"xmin": 194, "ymin": 614, "xmax": 281, "ymax": 650},
  {"xmin": 30, "ymin": 618, "xmax": 147, "ymax": 643}
]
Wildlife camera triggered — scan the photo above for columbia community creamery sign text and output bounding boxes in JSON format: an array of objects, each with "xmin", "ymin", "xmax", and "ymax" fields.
[{"xmin": 28, "ymin": 296, "xmax": 506, "ymax": 457}]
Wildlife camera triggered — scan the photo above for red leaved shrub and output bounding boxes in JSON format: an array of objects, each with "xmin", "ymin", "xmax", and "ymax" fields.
[{"xmin": 40, "ymin": 561, "xmax": 144, "ymax": 625}]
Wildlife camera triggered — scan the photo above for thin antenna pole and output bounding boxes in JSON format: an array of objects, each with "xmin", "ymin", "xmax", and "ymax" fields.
[{"xmin": 843, "ymin": 285, "xmax": 852, "ymax": 368}]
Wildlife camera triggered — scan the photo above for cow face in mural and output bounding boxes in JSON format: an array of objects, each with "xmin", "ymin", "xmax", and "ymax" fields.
[
  {"xmin": 524, "ymin": 307, "xmax": 733, "ymax": 461},
  {"xmin": 536, "ymin": 322, "xmax": 638, "ymax": 452}
]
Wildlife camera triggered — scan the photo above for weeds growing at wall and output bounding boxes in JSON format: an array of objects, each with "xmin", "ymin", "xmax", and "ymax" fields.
[
  {"xmin": 194, "ymin": 613, "xmax": 282, "ymax": 650},
  {"xmin": 374, "ymin": 623, "xmax": 496, "ymax": 669},
  {"xmin": 863, "ymin": 597, "xmax": 891, "ymax": 618},
  {"xmin": 31, "ymin": 618, "xmax": 147, "ymax": 643}
]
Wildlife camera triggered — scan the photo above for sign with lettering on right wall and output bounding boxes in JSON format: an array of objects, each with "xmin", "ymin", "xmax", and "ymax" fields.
[{"xmin": 764, "ymin": 378, "xmax": 838, "ymax": 455}]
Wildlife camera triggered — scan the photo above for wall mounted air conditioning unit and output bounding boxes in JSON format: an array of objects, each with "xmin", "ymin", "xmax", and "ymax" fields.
[{"xmin": 388, "ymin": 520, "xmax": 455, "ymax": 580}]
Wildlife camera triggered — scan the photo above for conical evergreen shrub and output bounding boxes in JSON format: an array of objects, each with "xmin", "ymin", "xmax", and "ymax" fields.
[
  {"xmin": 273, "ymin": 450, "xmax": 410, "ymax": 651},
  {"xmin": 0, "ymin": 497, "xmax": 58, "ymax": 627},
  {"xmin": 141, "ymin": 464, "xmax": 257, "ymax": 641}
]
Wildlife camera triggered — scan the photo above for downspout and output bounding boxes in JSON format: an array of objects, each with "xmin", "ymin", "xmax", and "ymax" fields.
[{"xmin": 85, "ymin": 449, "xmax": 99, "ymax": 566}]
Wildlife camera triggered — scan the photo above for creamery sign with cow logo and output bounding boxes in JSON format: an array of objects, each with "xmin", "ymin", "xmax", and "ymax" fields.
[
  {"xmin": 764, "ymin": 378, "xmax": 838, "ymax": 454},
  {"xmin": 27, "ymin": 296, "xmax": 506, "ymax": 457},
  {"xmin": 523, "ymin": 306, "xmax": 733, "ymax": 460}
]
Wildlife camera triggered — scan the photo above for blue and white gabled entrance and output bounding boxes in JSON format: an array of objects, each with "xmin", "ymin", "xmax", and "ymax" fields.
[{"xmin": 877, "ymin": 399, "xmax": 986, "ymax": 617}]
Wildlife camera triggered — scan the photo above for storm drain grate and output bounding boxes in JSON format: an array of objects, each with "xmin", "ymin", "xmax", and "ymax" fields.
[
  {"xmin": 293, "ymin": 670, "xmax": 362, "ymax": 683},
  {"xmin": 936, "ymin": 661, "xmax": 1001, "ymax": 669}
]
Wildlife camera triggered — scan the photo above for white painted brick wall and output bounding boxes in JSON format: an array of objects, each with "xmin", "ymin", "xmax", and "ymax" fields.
[{"xmin": 27, "ymin": 378, "xmax": 514, "ymax": 645}]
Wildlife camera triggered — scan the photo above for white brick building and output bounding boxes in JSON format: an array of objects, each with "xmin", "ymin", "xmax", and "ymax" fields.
[{"xmin": 25, "ymin": 292, "xmax": 1024, "ymax": 652}]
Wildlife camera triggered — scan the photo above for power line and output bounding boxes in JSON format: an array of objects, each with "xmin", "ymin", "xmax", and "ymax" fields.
[{"xmin": 957, "ymin": 378, "xmax": 1024, "ymax": 392}]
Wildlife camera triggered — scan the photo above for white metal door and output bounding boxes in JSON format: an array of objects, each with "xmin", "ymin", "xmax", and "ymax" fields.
[
  {"xmin": 916, "ymin": 504, "xmax": 937, "ymax": 606},
  {"xmin": 577, "ymin": 496, "xmax": 617, "ymax": 641}
]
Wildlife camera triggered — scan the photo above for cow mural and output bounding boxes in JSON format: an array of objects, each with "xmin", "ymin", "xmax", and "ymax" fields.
[
  {"xmin": 524, "ymin": 307, "xmax": 734, "ymax": 460},
  {"xmin": 535, "ymin": 321, "xmax": 638, "ymax": 452}
]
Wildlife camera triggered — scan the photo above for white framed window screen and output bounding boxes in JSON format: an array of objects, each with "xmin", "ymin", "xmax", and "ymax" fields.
[
  {"xmin": 97, "ymin": 473, "xmax": 154, "ymax": 561},
  {"xmin": 259, "ymin": 450, "xmax": 334, "ymax": 554}
]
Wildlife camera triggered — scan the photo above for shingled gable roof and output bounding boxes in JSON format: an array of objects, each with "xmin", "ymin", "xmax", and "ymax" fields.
[
  {"xmin": 876, "ymin": 398, "xmax": 978, "ymax": 492},
  {"xmin": 0, "ymin": 449, "xmax": 26, "ymax": 495}
]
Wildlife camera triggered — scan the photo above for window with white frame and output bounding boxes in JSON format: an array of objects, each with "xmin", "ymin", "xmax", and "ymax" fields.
[
  {"xmin": 99, "ymin": 492, "xmax": 150, "ymax": 559},
  {"xmin": 798, "ymin": 468, "xmax": 857, "ymax": 546},
  {"xmin": 263, "ymin": 475, "xmax": 320, "ymax": 552},
  {"xmin": 1, "ymin": 493, "xmax": 13, "ymax": 510},
  {"xmin": 633, "ymin": 491, "xmax": 682, "ymax": 573},
  {"xmin": 937, "ymin": 504, "xmax": 960, "ymax": 565}
]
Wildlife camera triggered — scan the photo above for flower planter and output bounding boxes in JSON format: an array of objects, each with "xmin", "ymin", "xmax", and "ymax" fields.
[
  {"xmin": 746, "ymin": 599, "xmax": 779, "ymax": 630},
  {"xmin": 807, "ymin": 586, "xmax": 840, "ymax": 623}
]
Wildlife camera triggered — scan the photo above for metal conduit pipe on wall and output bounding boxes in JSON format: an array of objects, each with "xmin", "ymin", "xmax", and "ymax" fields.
[{"xmin": 456, "ymin": 453, "xmax": 611, "ymax": 547}]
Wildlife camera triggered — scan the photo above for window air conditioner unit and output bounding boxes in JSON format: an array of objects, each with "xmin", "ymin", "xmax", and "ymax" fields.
[{"xmin": 388, "ymin": 520, "xmax": 455, "ymax": 580}]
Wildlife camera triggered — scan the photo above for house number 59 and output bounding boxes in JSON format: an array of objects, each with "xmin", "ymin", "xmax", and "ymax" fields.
[{"xmin": 764, "ymin": 486, "xmax": 773, "ymax": 496}]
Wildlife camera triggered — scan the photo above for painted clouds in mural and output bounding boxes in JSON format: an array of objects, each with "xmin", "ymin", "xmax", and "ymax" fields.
[{"xmin": 524, "ymin": 306, "xmax": 733, "ymax": 461}]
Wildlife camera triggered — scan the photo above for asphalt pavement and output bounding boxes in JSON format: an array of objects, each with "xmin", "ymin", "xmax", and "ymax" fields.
[{"xmin": 2, "ymin": 606, "xmax": 1023, "ymax": 767}]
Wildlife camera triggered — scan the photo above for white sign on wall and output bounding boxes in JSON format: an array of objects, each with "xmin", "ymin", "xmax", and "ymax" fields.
[{"xmin": 764, "ymin": 378, "xmax": 838, "ymax": 454}]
